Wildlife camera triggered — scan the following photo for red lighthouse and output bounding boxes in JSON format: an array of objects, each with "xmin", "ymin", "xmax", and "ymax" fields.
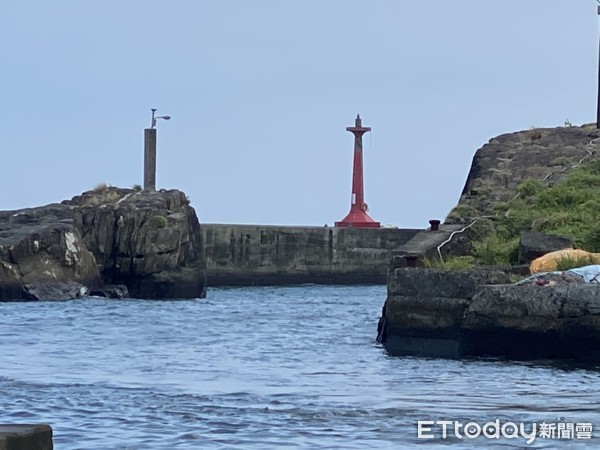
[{"xmin": 335, "ymin": 114, "xmax": 381, "ymax": 228}]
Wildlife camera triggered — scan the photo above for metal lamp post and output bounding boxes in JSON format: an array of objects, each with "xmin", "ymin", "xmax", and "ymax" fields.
[{"xmin": 144, "ymin": 108, "xmax": 171, "ymax": 191}]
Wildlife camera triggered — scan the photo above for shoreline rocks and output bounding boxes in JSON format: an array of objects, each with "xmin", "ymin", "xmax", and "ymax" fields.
[
  {"xmin": 71, "ymin": 187, "xmax": 206, "ymax": 299},
  {"xmin": 0, "ymin": 188, "xmax": 206, "ymax": 301},
  {"xmin": 378, "ymin": 267, "xmax": 600, "ymax": 362}
]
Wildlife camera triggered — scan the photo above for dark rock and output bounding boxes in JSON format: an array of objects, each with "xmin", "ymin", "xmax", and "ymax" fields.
[
  {"xmin": 518, "ymin": 231, "xmax": 573, "ymax": 263},
  {"xmin": 0, "ymin": 261, "xmax": 25, "ymax": 301},
  {"xmin": 461, "ymin": 284, "xmax": 600, "ymax": 360},
  {"xmin": 24, "ymin": 281, "xmax": 89, "ymax": 301},
  {"xmin": 0, "ymin": 208, "xmax": 102, "ymax": 301},
  {"xmin": 387, "ymin": 267, "xmax": 510, "ymax": 299},
  {"xmin": 72, "ymin": 188, "xmax": 206, "ymax": 299},
  {"xmin": 89, "ymin": 284, "xmax": 129, "ymax": 299},
  {"xmin": 0, "ymin": 424, "xmax": 53, "ymax": 450},
  {"xmin": 0, "ymin": 187, "xmax": 207, "ymax": 300}
]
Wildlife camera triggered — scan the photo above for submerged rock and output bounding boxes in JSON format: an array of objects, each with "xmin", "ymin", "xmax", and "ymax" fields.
[
  {"xmin": 24, "ymin": 280, "xmax": 90, "ymax": 301},
  {"xmin": 89, "ymin": 284, "xmax": 129, "ymax": 299}
]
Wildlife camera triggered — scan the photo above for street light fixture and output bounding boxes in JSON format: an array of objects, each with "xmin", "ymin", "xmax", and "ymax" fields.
[
  {"xmin": 144, "ymin": 108, "xmax": 172, "ymax": 191},
  {"xmin": 151, "ymin": 108, "xmax": 171, "ymax": 129}
]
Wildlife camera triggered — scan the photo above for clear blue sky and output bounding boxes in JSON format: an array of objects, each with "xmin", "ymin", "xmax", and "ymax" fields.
[{"xmin": 1, "ymin": 1, "xmax": 598, "ymax": 227}]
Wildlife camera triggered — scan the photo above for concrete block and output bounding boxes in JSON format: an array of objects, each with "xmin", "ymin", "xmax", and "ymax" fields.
[{"xmin": 0, "ymin": 424, "xmax": 53, "ymax": 450}]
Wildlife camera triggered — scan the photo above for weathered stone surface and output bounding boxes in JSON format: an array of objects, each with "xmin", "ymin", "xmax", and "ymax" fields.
[
  {"xmin": 518, "ymin": 231, "xmax": 573, "ymax": 263},
  {"xmin": 386, "ymin": 267, "xmax": 510, "ymax": 298},
  {"xmin": 24, "ymin": 281, "xmax": 89, "ymax": 301},
  {"xmin": 0, "ymin": 207, "xmax": 101, "ymax": 301},
  {"xmin": 71, "ymin": 187, "xmax": 206, "ymax": 298},
  {"xmin": 379, "ymin": 266, "xmax": 600, "ymax": 361},
  {"xmin": 0, "ymin": 261, "xmax": 25, "ymax": 301},
  {"xmin": 0, "ymin": 424, "xmax": 53, "ymax": 450},
  {"xmin": 451, "ymin": 124, "xmax": 600, "ymax": 219},
  {"xmin": 0, "ymin": 187, "xmax": 206, "ymax": 300},
  {"xmin": 202, "ymin": 224, "xmax": 421, "ymax": 286},
  {"xmin": 90, "ymin": 284, "xmax": 129, "ymax": 299},
  {"xmin": 378, "ymin": 268, "xmax": 510, "ymax": 356},
  {"xmin": 461, "ymin": 284, "xmax": 600, "ymax": 360}
]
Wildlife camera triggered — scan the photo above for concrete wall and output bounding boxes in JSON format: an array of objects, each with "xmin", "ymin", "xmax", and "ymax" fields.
[
  {"xmin": 201, "ymin": 224, "xmax": 421, "ymax": 286},
  {"xmin": 379, "ymin": 267, "xmax": 600, "ymax": 362}
]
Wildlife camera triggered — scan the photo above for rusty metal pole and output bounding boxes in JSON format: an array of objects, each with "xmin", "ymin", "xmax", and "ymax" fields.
[{"xmin": 349, "ymin": 115, "xmax": 369, "ymax": 211}]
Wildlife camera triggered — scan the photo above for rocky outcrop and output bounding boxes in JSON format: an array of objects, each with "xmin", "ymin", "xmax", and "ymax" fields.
[
  {"xmin": 518, "ymin": 231, "xmax": 573, "ymax": 264},
  {"xmin": 378, "ymin": 267, "xmax": 600, "ymax": 361},
  {"xmin": 0, "ymin": 205, "xmax": 101, "ymax": 300},
  {"xmin": 70, "ymin": 187, "xmax": 206, "ymax": 298},
  {"xmin": 0, "ymin": 187, "xmax": 206, "ymax": 300},
  {"xmin": 449, "ymin": 124, "xmax": 600, "ymax": 220}
]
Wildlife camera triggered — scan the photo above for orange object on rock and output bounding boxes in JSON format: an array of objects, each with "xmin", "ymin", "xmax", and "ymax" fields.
[{"xmin": 529, "ymin": 249, "xmax": 600, "ymax": 274}]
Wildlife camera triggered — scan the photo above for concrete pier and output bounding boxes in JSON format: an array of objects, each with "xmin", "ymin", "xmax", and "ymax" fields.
[
  {"xmin": 378, "ymin": 267, "xmax": 600, "ymax": 361},
  {"xmin": 0, "ymin": 425, "xmax": 53, "ymax": 450},
  {"xmin": 201, "ymin": 224, "xmax": 421, "ymax": 286},
  {"xmin": 200, "ymin": 223, "xmax": 472, "ymax": 287}
]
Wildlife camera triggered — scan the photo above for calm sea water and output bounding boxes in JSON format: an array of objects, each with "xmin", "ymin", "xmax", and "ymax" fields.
[{"xmin": 1, "ymin": 285, "xmax": 599, "ymax": 449}]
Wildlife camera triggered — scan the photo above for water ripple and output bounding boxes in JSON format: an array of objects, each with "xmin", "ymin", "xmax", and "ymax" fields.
[{"xmin": 0, "ymin": 285, "xmax": 599, "ymax": 448}]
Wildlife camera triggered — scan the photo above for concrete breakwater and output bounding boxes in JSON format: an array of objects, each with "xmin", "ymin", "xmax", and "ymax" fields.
[
  {"xmin": 201, "ymin": 224, "xmax": 421, "ymax": 286},
  {"xmin": 378, "ymin": 266, "xmax": 600, "ymax": 361}
]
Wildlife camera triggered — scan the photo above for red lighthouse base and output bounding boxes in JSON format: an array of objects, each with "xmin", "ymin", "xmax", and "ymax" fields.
[{"xmin": 335, "ymin": 205, "xmax": 381, "ymax": 228}]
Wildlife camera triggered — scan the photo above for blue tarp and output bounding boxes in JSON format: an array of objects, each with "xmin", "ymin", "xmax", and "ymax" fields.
[
  {"xmin": 567, "ymin": 265, "xmax": 600, "ymax": 283},
  {"xmin": 516, "ymin": 265, "xmax": 600, "ymax": 285}
]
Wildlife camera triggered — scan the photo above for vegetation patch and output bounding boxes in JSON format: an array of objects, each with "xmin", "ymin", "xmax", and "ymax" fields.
[
  {"xmin": 423, "ymin": 256, "xmax": 475, "ymax": 271},
  {"xmin": 529, "ymin": 127, "xmax": 543, "ymax": 141},
  {"xmin": 450, "ymin": 158, "xmax": 600, "ymax": 266},
  {"xmin": 149, "ymin": 215, "xmax": 168, "ymax": 229}
]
